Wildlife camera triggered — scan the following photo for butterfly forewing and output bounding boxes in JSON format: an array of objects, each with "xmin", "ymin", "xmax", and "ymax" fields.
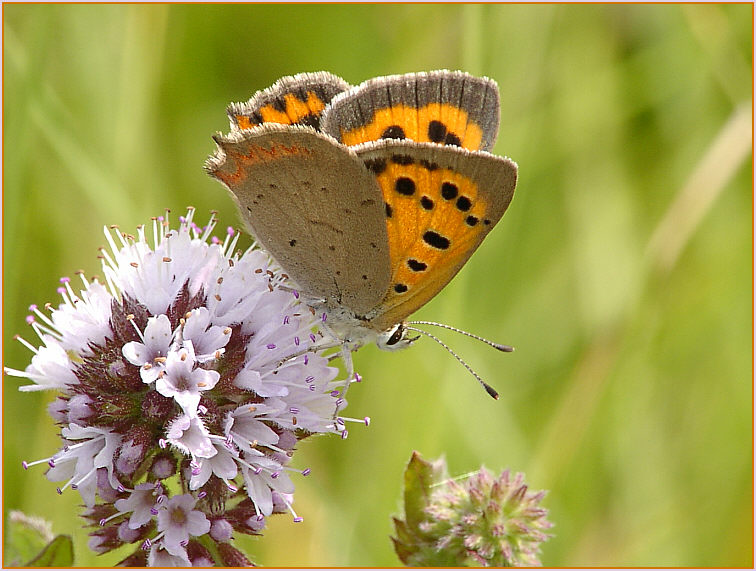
[
  {"xmin": 353, "ymin": 140, "xmax": 517, "ymax": 331},
  {"xmin": 228, "ymin": 72, "xmax": 350, "ymax": 131},
  {"xmin": 206, "ymin": 125, "xmax": 391, "ymax": 315},
  {"xmin": 321, "ymin": 71, "xmax": 500, "ymax": 152}
]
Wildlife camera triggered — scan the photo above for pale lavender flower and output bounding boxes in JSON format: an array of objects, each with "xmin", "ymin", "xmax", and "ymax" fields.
[
  {"xmin": 122, "ymin": 314, "xmax": 174, "ymax": 384},
  {"xmin": 43, "ymin": 424, "xmax": 122, "ymax": 508},
  {"xmin": 156, "ymin": 494, "xmax": 211, "ymax": 555},
  {"xmin": 155, "ymin": 343, "xmax": 220, "ymax": 417},
  {"xmin": 114, "ymin": 483, "xmax": 161, "ymax": 529},
  {"xmin": 148, "ymin": 543, "xmax": 192, "ymax": 567},
  {"xmin": 165, "ymin": 413, "xmax": 217, "ymax": 460},
  {"xmin": 7, "ymin": 209, "xmax": 364, "ymax": 565},
  {"xmin": 188, "ymin": 441, "xmax": 238, "ymax": 491}
]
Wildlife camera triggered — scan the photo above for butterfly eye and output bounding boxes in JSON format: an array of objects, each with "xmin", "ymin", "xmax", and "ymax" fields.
[
  {"xmin": 376, "ymin": 323, "xmax": 415, "ymax": 352},
  {"xmin": 386, "ymin": 324, "xmax": 405, "ymax": 346}
]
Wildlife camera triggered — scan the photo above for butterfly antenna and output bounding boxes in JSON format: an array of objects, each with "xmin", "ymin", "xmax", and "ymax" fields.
[
  {"xmin": 404, "ymin": 326, "xmax": 500, "ymax": 400},
  {"xmin": 407, "ymin": 320, "xmax": 514, "ymax": 352}
]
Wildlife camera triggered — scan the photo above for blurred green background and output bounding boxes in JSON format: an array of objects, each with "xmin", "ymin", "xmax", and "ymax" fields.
[{"xmin": 3, "ymin": 3, "xmax": 752, "ymax": 567}]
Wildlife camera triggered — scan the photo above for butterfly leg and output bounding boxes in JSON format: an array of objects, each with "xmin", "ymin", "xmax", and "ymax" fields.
[
  {"xmin": 333, "ymin": 344, "xmax": 361, "ymax": 423},
  {"xmin": 334, "ymin": 345, "xmax": 353, "ymax": 411},
  {"xmin": 272, "ymin": 338, "xmax": 341, "ymax": 370}
]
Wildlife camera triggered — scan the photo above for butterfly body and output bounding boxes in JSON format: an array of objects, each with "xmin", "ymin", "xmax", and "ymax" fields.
[{"xmin": 207, "ymin": 71, "xmax": 518, "ymax": 361}]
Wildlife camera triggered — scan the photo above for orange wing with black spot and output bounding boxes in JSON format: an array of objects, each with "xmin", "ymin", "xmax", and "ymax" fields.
[
  {"xmin": 228, "ymin": 72, "xmax": 351, "ymax": 131},
  {"xmin": 321, "ymin": 70, "xmax": 500, "ymax": 152},
  {"xmin": 353, "ymin": 140, "xmax": 517, "ymax": 332}
]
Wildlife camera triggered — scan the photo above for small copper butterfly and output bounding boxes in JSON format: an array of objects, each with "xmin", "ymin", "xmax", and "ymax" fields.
[{"xmin": 206, "ymin": 71, "xmax": 518, "ymax": 400}]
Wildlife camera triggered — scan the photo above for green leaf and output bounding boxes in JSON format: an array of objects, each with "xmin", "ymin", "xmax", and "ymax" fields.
[
  {"xmin": 391, "ymin": 516, "xmax": 414, "ymax": 545},
  {"xmin": 5, "ymin": 512, "xmax": 74, "ymax": 567},
  {"xmin": 27, "ymin": 535, "xmax": 74, "ymax": 567},
  {"xmin": 390, "ymin": 535, "xmax": 413, "ymax": 566},
  {"xmin": 402, "ymin": 451, "xmax": 446, "ymax": 531},
  {"xmin": 5, "ymin": 511, "xmax": 54, "ymax": 566}
]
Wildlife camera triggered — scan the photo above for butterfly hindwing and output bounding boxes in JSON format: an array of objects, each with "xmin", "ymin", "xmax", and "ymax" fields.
[
  {"xmin": 353, "ymin": 140, "xmax": 517, "ymax": 331},
  {"xmin": 321, "ymin": 70, "xmax": 500, "ymax": 152},
  {"xmin": 206, "ymin": 124, "xmax": 391, "ymax": 315},
  {"xmin": 228, "ymin": 71, "xmax": 351, "ymax": 131}
]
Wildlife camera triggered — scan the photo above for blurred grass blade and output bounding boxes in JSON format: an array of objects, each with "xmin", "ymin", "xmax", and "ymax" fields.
[{"xmin": 646, "ymin": 101, "xmax": 753, "ymax": 273}]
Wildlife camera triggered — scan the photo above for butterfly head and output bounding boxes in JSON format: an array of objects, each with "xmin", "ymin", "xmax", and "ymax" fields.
[{"xmin": 375, "ymin": 322, "xmax": 420, "ymax": 352}]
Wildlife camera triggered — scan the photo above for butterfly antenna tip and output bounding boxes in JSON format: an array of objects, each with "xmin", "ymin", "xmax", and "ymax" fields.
[{"xmin": 405, "ymin": 325, "xmax": 500, "ymax": 400}]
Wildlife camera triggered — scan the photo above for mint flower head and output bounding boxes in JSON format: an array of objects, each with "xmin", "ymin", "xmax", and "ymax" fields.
[
  {"xmin": 393, "ymin": 452, "xmax": 554, "ymax": 567},
  {"xmin": 6, "ymin": 208, "xmax": 367, "ymax": 566}
]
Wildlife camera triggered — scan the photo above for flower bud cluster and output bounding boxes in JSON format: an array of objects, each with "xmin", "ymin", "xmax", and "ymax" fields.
[{"xmin": 393, "ymin": 453, "xmax": 553, "ymax": 567}]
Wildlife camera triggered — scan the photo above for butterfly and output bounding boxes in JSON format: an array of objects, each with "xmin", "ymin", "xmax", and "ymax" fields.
[{"xmin": 206, "ymin": 71, "xmax": 517, "ymax": 401}]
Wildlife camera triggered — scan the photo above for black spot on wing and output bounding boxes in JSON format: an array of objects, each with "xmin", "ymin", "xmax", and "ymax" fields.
[
  {"xmin": 441, "ymin": 182, "xmax": 458, "ymax": 200},
  {"xmin": 395, "ymin": 177, "xmax": 416, "ymax": 196},
  {"xmin": 420, "ymin": 196, "xmax": 434, "ymax": 210},
  {"xmin": 423, "ymin": 230, "xmax": 450, "ymax": 250},
  {"xmin": 382, "ymin": 125, "xmax": 405, "ymax": 139},
  {"xmin": 407, "ymin": 258, "xmax": 427, "ymax": 272}
]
